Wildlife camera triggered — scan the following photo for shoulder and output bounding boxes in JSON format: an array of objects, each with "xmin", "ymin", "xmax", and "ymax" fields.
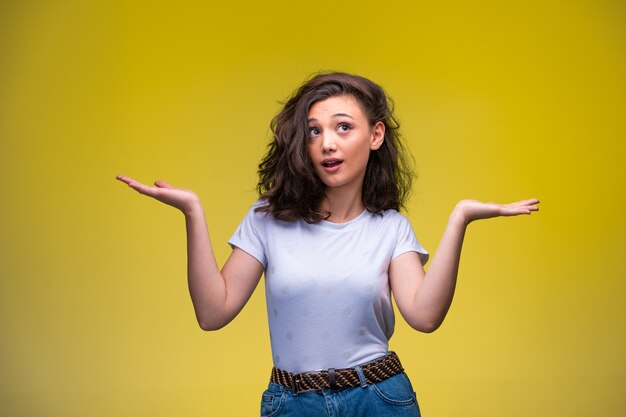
[
  {"xmin": 250, "ymin": 198, "xmax": 269, "ymax": 211},
  {"xmin": 378, "ymin": 208, "xmax": 412, "ymax": 226},
  {"xmin": 358, "ymin": 209, "xmax": 415, "ymax": 237},
  {"xmin": 377, "ymin": 209, "xmax": 421, "ymax": 241},
  {"xmin": 234, "ymin": 199, "xmax": 273, "ymax": 232},
  {"xmin": 244, "ymin": 198, "xmax": 271, "ymax": 219},
  {"xmin": 241, "ymin": 199, "xmax": 294, "ymax": 230}
]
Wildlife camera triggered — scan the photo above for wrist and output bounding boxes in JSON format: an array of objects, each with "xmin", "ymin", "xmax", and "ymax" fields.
[
  {"xmin": 450, "ymin": 202, "xmax": 470, "ymax": 227},
  {"xmin": 183, "ymin": 200, "xmax": 204, "ymax": 218}
]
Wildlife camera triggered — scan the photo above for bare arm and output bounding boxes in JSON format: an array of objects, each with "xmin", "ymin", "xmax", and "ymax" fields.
[
  {"xmin": 116, "ymin": 175, "xmax": 264, "ymax": 330},
  {"xmin": 390, "ymin": 198, "xmax": 540, "ymax": 333}
]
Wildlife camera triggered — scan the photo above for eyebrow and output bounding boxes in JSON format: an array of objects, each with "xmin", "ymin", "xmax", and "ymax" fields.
[{"xmin": 307, "ymin": 113, "xmax": 355, "ymax": 123}]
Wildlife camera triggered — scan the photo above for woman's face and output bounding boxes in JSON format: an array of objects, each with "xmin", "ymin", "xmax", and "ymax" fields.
[{"xmin": 307, "ymin": 94, "xmax": 384, "ymax": 193}]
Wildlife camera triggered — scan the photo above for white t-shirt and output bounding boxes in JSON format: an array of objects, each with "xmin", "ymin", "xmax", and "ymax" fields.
[{"xmin": 229, "ymin": 200, "xmax": 429, "ymax": 373}]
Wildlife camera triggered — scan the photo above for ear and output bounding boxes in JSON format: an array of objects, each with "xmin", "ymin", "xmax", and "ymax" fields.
[{"xmin": 370, "ymin": 121, "xmax": 385, "ymax": 150}]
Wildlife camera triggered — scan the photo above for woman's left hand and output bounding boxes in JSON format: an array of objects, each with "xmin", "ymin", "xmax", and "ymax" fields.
[{"xmin": 455, "ymin": 198, "xmax": 540, "ymax": 224}]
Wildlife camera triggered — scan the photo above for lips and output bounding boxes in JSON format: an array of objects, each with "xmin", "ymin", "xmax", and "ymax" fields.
[
  {"xmin": 321, "ymin": 158, "xmax": 343, "ymax": 168},
  {"xmin": 320, "ymin": 158, "xmax": 343, "ymax": 173}
]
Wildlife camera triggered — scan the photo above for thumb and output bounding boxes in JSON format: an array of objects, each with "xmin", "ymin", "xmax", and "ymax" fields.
[{"xmin": 154, "ymin": 180, "xmax": 175, "ymax": 189}]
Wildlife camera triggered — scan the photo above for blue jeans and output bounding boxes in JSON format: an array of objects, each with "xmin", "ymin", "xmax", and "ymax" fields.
[{"xmin": 260, "ymin": 372, "xmax": 421, "ymax": 416}]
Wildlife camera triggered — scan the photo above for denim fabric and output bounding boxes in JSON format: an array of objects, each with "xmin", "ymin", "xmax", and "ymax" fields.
[{"xmin": 260, "ymin": 372, "xmax": 421, "ymax": 417}]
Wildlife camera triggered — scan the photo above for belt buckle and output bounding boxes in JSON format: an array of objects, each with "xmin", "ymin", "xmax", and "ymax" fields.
[
  {"xmin": 290, "ymin": 373, "xmax": 304, "ymax": 395},
  {"xmin": 290, "ymin": 372, "xmax": 319, "ymax": 395}
]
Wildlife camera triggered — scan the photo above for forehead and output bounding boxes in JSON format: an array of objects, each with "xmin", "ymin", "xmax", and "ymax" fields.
[{"xmin": 308, "ymin": 95, "xmax": 366, "ymax": 119}]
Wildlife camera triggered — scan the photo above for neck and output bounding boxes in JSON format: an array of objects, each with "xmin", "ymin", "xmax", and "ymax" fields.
[{"xmin": 320, "ymin": 186, "xmax": 365, "ymax": 223}]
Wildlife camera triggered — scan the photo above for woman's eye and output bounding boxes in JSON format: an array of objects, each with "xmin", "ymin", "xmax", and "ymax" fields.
[
  {"xmin": 338, "ymin": 124, "xmax": 351, "ymax": 132},
  {"xmin": 308, "ymin": 127, "xmax": 320, "ymax": 137}
]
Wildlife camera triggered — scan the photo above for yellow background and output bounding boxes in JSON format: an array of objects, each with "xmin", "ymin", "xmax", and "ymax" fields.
[{"xmin": 1, "ymin": 1, "xmax": 624, "ymax": 416}]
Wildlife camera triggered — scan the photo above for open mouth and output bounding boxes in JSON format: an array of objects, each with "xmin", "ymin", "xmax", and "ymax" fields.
[{"xmin": 321, "ymin": 159, "xmax": 343, "ymax": 168}]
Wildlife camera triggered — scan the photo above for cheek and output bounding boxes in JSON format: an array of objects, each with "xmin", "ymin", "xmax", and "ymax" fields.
[{"xmin": 353, "ymin": 143, "xmax": 372, "ymax": 165}]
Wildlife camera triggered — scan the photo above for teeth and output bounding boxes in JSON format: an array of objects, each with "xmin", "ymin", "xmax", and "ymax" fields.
[{"xmin": 323, "ymin": 160, "xmax": 341, "ymax": 167}]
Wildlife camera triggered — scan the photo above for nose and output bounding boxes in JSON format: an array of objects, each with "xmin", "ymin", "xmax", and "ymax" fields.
[{"xmin": 321, "ymin": 133, "xmax": 337, "ymax": 153}]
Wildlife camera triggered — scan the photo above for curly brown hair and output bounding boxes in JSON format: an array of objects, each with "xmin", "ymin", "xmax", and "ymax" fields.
[{"xmin": 256, "ymin": 71, "xmax": 414, "ymax": 223}]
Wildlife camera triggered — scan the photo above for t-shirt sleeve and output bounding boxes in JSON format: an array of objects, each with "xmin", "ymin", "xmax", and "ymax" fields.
[
  {"xmin": 391, "ymin": 213, "xmax": 429, "ymax": 266},
  {"xmin": 228, "ymin": 202, "xmax": 268, "ymax": 269}
]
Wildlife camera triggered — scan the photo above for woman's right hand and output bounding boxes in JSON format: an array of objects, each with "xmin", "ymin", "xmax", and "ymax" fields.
[{"xmin": 116, "ymin": 174, "xmax": 202, "ymax": 216}]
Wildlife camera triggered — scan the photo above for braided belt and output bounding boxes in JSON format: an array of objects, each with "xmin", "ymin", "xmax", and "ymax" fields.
[{"xmin": 270, "ymin": 351, "xmax": 404, "ymax": 394}]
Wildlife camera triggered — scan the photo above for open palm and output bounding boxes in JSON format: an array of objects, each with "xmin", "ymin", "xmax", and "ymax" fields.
[
  {"xmin": 457, "ymin": 198, "xmax": 540, "ymax": 223},
  {"xmin": 116, "ymin": 175, "xmax": 201, "ymax": 215}
]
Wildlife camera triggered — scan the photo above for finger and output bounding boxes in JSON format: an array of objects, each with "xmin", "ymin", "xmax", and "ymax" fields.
[
  {"xmin": 116, "ymin": 175, "xmax": 153, "ymax": 193},
  {"xmin": 511, "ymin": 198, "xmax": 540, "ymax": 207},
  {"xmin": 127, "ymin": 181, "xmax": 160, "ymax": 197},
  {"xmin": 501, "ymin": 199, "xmax": 539, "ymax": 210},
  {"xmin": 117, "ymin": 175, "xmax": 152, "ymax": 191},
  {"xmin": 500, "ymin": 208, "xmax": 530, "ymax": 216},
  {"xmin": 154, "ymin": 180, "xmax": 175, "ymax": 189},
  {"xmin": 115, "ymin": 174, "xmax": 136, "ymax": 185},
  {"xmin": 514, "ymin": 201, "xmax": 540, "ymax": 212},
  {"xmin": 502, "ymin": 206, "xmax": 538, "ymax": 216}
]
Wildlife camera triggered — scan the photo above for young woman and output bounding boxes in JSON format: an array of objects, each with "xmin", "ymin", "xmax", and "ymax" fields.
[{"xmin": 116, "ymin": 72, "xmax": 539, "ymax": 416}]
